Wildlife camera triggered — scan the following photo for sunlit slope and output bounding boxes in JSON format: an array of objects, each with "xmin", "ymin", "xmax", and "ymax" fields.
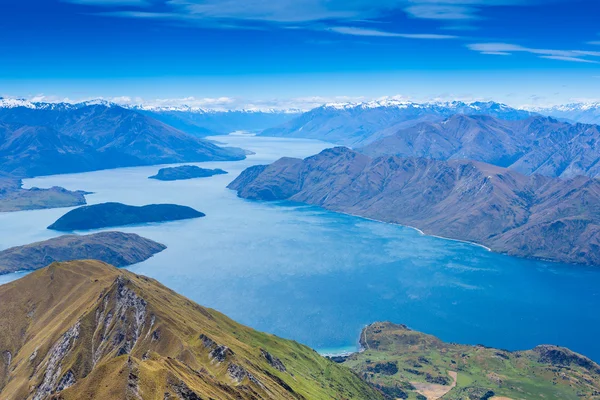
[{"xmin": 0, "ymin": 261, "xmax": 382, "ymax": 400}]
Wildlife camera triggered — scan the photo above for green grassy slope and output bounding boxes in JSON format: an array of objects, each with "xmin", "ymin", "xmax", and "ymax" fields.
[{"xmin": 342, "ymin": 322, "xmax": 600, "ymax": 400}]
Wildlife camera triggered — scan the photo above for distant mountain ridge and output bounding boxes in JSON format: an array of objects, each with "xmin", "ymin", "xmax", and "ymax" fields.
[
  {"xmin": 0, "ymin": 98, "xmax": 302, "ymax": 137},
  {"xmin": 531, "ymin": 102, "xmax": 600, "ymax": 124},
  {"xmin": 229, "ymin": 147, "xmax": 600, "ymax": 266},
  {"xmin": 261, "ymin": 100, "xmax": 538, "ymax": 146},
  {"xmin": 359, "ymin": 114, "xmax": 600, "ymax": 179},
  {"xmin": 0, "ymin": 102, "xmax": 245, "ymax": 177}
]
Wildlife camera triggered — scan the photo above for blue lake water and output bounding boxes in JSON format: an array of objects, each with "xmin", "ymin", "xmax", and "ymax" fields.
[{"xmin": 1, "ymin": 135, "xmax": 599, "ymax": 361}]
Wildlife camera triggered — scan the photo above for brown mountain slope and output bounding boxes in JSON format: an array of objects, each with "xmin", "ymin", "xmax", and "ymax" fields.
[
  {"xmin": 0, "ymin": 261, "xmax": 382, "ymax": 400},
  {"xmin": 228, "ymin": 147, "xmax": 600, "ymax": 266}
]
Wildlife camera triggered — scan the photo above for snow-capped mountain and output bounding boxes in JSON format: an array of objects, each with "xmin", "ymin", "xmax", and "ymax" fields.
[
  {"xmin": 0, "ymin": 98, "xmax": 302, "ymax": 135},
  {"xmin": 262, "ymin": 100, "xmax": 537, "ymax": 146},
  {"xmin": 530, "ymin": 103, "xmax": 600, "ymax": 124}
]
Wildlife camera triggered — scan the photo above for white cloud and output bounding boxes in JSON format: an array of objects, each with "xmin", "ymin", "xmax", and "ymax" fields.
[
  {"xmin": 468, "ymin": 42, "xmax": 600, "ymax": 63},
  {"xmin": 329, "ymin": 27, "xmax": 458, "ymax": 39},
  {"xmin": 588, "ymin": 41, "xmax": 600, "ymax": 46}
]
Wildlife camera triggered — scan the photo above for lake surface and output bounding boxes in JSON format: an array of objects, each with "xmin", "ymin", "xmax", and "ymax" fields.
[{"xmin": 1, "ymin": 135, "xmax": 599, "ymax": 361}]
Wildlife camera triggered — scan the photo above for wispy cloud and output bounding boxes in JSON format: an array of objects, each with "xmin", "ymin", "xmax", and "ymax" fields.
[
  {"xmin": 67, "ymin": 0, "xmax": 562, "ymax": 27},
  {"xmin": 66, "ymin": 0, "xmax": 149, "ymax": 5},
  {"xmin": 329, "ymin": 27, "xmax": 458, "ymax": 39},
  {"xmin": 588, "ymin": 41, "xmax": 600, "ymax": 45},
  {"xmin": 468, "ymin": 42, "xmax": 600, "ymax": 63},
  {"xmin": 404, "ymin": 4, "xmax": 478, "ymax": 20}
]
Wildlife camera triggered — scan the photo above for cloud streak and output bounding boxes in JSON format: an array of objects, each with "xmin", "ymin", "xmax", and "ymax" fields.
[
  {"xmin": 468, "ymin": 42, "xmax": 600, "ymax": 63},
  {"xmin": 69, "ymin": 0, "xmax": 560, "ymax": 26},
  {"xmin": 329, "ymin": 27, "xmax": 458, "ymax": 39}
]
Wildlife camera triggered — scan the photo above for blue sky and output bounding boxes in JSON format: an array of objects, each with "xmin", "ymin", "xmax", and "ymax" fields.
[{"xmin": 1, "ymin": 0, "xmax": 600, "ymax": 108}]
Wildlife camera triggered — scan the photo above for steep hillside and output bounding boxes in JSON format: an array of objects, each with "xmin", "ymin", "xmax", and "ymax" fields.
[
  {"xmin": 0, "ymin": 103, "xmax": 246, "ymax": 178},
  {"xmin": 359, "ymin": 114, "xmax": 600, "ymax": 179},
  {"xmin": 342, "ymin": 322, "xmax": 600, "ymax": 400},
  {"xmin": 0, "ymin": 261, "xmax": 383, "ymax": 400},
  {"xmin": 0, "ymin": 232, "xmax": 165, "ymax": 274},
  {"xmin": 229, "ymin": 147, "xmax": 600, "ymax": 266},
  {"xmin": 261, "ymin": 101, "xmax": 535, "ymax": 146}
]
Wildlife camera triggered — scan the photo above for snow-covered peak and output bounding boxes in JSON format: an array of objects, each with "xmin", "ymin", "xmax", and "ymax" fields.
[
  {"xmin": 321, "ymin": 99, "xmax": 515, "ymax": 112},
  {"xmin": 0, "ymin": 97, "xmax": 117, "ymax": 110},
  {"xmin": 124, "ymin": 104, "xmax": 302, "ymax": 114},
  {"xmin": 76, "ymin": 99, "xmax": 117, "ymax": 108},
  {"xmin": 0, "ymin": 97, "xmax": 37, "ymax": 109}
]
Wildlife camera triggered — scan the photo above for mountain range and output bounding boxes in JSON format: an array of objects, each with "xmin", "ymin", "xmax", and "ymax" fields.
[
  {"xmin": 261, "ymin": 100, "xmax": 537, "ymax": 146},
  {"xmin": 359, "ymin": 114, "xmax": 600, "ymax": 179},
  {"xmin": 532, "ymin": 102, "xmax": 600, "ymax": 125},
  {"xmin": 0, "ymin": 98, "xmax": 302, "ymax": 137},
  {"xmin": 0, "ymin": 101, "xmax": 246, "ymax": 178},
  {"xmin": 229, "ymin": 147, "xmax": 600, "ymax": 266},
  {"xmin": 0, "ymin": 260, "xmax": 382, "ymax": 400}
]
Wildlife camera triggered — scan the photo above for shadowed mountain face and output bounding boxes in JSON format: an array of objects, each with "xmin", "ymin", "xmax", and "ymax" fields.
[
  {"xmin": 0, "ymin": 261, "xmax": 383, "ymax": 400},
  {"xmin": 229, "ymin": 147, "xmax": 600, "ymax": 266},
  {"xmin": 342, "ymin": 322, "xmax": 600, "ymax": 400},
  {"xmin": 0, "ymin": 232, "xmax": 166, "ymax": 275},
  {"xmin": 0, "ymin": 104, "xmax": 246, "ymax": 178},
  {"xmin": 359, "ymin": 114, "xmax": 600, "ymax": 179},
  {"xmin": 261, "ymin": 101, "xmax": 535, "ymax": 146}
]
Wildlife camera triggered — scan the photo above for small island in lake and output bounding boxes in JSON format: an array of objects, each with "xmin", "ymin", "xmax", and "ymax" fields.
[
  {"xmin": 149, "ymin": 165, "xmax": 228, "ymax": 181},
  {"xmin": 0, "ymin": 231, "xmax": 166, "ymax": 274},
  {"xmin": 48, "ymin": 202, "xmax": 205, "ymax": 231}
]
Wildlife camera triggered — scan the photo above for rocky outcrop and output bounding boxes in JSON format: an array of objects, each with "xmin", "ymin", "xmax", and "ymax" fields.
[
  {"xmin": 261, "ymin": 349, "xmax": 286, "ymax": 372},
  {"xmin": 0, "ymin": 231, "xmax": 166, "ymax": 275},
  {"xmin": 48, "ymin": 202, "xmax": 205, "ymax": 231},
  {"xmin": 229, "ymin": 147, "xmax": 600, "ymax": 266},
  {"xmin": 33, "ymin": 322, "xmax": 81, "ymax": 400}
]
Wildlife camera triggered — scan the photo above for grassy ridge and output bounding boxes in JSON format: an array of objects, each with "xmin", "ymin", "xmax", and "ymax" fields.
[{"xmin": 0, "ymin": 261, "xmax": 382, "ymax": 400}]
